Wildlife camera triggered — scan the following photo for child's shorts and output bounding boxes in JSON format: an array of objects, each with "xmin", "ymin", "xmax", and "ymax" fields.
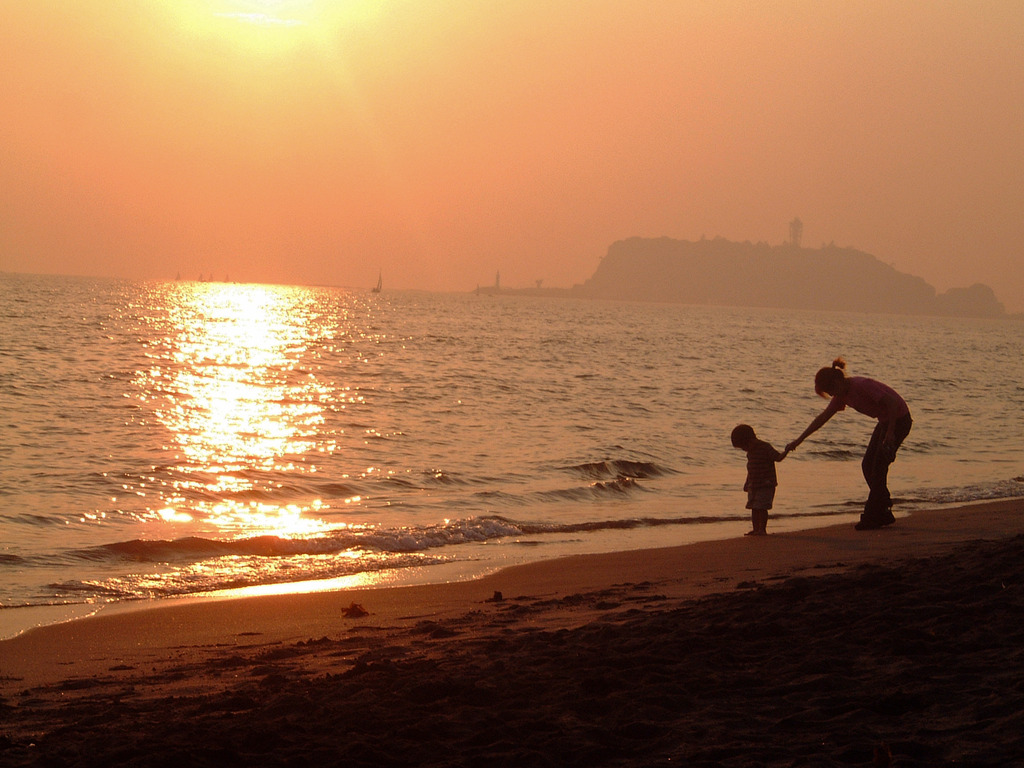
[{"xmin": 746, "ymin": 485, "xmax": 776, "ymax": 510}]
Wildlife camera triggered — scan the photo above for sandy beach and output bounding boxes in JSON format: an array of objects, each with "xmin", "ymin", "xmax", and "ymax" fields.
[{"xmin": 2, "ymin": 498, "xmax": 1023, "ymax": 767}]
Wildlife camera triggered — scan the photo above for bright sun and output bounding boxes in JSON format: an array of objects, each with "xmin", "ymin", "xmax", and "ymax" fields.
[
  {"xmin": 213, "ymin": 0, "xmax": 315, "ymax": 27},
  {"xmin": 168, "ymin": 0, "xmax": 348, "ymax": 58},
  {"xmin": 175, "ymin": 0, "xmax": 382, "ymax": 56}
]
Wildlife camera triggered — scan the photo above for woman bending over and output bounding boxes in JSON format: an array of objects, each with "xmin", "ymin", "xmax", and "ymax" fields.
[{"xmin": 787, "ymin": 358, "xmax": 912, "ymax": 530}]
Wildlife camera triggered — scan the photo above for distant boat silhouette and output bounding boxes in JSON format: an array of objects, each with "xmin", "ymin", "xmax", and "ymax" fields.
[{"xmin": 372, "ymin": 271, "xmax": 382, "ymax": 293}]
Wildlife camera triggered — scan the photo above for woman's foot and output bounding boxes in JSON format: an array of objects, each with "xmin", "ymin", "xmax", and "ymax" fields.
[
  {"xmin": 857, "ymin": 506, "xmax": 896, "ymax": 530},
  {"xmin": 855, "ymin": 517, "xmax": 883, "ymax": 530}
]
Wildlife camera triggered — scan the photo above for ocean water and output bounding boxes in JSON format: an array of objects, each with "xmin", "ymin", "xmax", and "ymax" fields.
[{"xmin": 2, "ymin": 273, "xmax": 1022, "ymax": 635}]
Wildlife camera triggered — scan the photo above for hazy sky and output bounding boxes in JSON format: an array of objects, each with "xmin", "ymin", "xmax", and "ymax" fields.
[{"xmin": 2, "ymin": 1, "xmax": 1022, "ymax": 310}]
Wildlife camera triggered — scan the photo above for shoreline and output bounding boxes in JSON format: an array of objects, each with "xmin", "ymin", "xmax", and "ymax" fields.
[
  {"xmin": 2, "ymin": 499, "xmax": 1024, "ymax": 768},
  {"xmin": 2, "ymin": 498, "xmax": 1020, "ymax": 687},
  {"xmin": 2, "ymin": 498, "xmax": 1023, "ymax": 766},
  {"xmin": 0, "ymin": 508, "xmax": 858, "ymax": 643}
]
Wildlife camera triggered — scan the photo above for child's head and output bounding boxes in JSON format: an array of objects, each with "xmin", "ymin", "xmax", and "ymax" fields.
[
  {"xmin": 814, "ymin": 357, "xmax": 847, "ymax": 398},
  {"xmin": 731, "ymin": 424, "xmax": 756, "ymax": 450}
]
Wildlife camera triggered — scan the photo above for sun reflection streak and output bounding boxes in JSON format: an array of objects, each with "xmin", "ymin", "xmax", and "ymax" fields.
[
  {"xmin": 203, "ymin": 500, "xmax": 330, "ymax": 536},
  {"xmin": 137, "ymin": 282, "xmax": 335, "ymax": 538}
]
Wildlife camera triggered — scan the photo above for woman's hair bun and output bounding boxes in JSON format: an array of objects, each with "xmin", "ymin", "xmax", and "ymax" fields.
[{"xmin": 831, "ymin": 357, "xmax": 847, "ymax": 370}]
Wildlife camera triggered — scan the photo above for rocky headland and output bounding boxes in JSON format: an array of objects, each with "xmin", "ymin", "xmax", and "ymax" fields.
[{"xmin": 485, "ymin": 237, "xmax": 1006, "ymax": 318}]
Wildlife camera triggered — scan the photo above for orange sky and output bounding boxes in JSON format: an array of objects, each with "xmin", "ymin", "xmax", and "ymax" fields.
[{"xmin": 2, "ymin": 1, "xmax": 1022, "ymax": 310}]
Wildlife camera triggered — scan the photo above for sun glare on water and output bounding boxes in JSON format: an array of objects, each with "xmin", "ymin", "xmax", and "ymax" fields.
[{"xmin": 136, "ymin": 282, "xmax": 339, "ymax": 540}]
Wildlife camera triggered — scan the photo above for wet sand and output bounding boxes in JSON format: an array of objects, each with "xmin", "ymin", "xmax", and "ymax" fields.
[{"xmin": 2, "ymin": 499, "xmax": 1023, "ymax": 767}]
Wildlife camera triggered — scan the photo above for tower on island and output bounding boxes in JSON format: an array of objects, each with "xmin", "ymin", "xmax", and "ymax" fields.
[{"xmin": 789, "ymin": 217, "xmax": 803, "ymax": 248}]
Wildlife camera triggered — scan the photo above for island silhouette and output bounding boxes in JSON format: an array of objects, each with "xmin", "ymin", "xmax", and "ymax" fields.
[{"xmin": 479, "ymin": 236, "xmax": 1006, "ymax": 318}]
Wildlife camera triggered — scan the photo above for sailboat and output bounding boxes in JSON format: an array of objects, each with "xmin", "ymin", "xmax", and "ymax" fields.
[{"xmin": 371, "ymin": 271, "xmax": 382, "ymax": 293}]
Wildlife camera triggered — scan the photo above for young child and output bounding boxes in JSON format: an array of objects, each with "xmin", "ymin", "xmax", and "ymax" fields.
[{"xmin": 731, "ymin": 424, "xmax": 787, "ymax": 535}]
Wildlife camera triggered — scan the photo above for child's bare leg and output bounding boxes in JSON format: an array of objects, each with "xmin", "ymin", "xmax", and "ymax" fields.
[
  {"xmin": 754, "ymin": 509, "xmax": 768, "ymax": 534},
  {"xmin": 747, "ymin": 509, "xmax": 768, "ymax": 535}
]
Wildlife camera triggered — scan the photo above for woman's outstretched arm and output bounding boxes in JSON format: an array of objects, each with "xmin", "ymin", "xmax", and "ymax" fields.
[{"xmin": 787, "ymin": 400, "xmax": 841, "ymax": 453}]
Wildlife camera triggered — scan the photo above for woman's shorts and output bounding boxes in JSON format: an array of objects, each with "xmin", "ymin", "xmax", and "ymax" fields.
[{"xmin": 746, "ymin": 485, "xmax": 776, "ymax": 510}]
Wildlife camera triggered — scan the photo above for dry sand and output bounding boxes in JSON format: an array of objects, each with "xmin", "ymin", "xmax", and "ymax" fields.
[{"xmin": 1, "ymin": 499, "xmax": 1023, "ymax": 767}]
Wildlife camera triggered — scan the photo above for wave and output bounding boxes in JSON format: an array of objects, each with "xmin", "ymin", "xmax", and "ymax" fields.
[
  {"xmin": 64, "ymin": 516, "xmax": 526, "ymax": 566},
  {"xmin": 473, "ymin": 476, "xmax": 649, "ymax": 509},
  {"xmin": 47, "ymin": 551, "xmax": 449, "ymax": 601},
  {"xmin": 506, "ymin": 513, "xmax": 735, "ymax": 535},
  {"xmin": 0, "ymin": 513, "xmax": 67, "ymax": 528},
  {"xmin": 541, "ymin": 476, "xmax": 646, "ymax": 500},
  {"xmin": 63, "ymin": 511, "xmax": 743, "ymax": 569},
  {"xmin": 92, "ymin": 467, "xmax": 480, "ymax": 505},
  {"xmin": 911, "ymin": 478, "xmax": 1024, "ymax": 506},
  {"xmin": 560, "ymin": 459, "xmax": 672, "ymax": 479},
  {"xmin": 804, "ymin": 448, "xmax": 862, "ymax": 460},
  {"xmin": 45, "ymin": 475, "xmax": 1024, "ymax": 571},
  {"xmin": 10, "ymin": 476, "xmax": 1024, "ymax": 607}
]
